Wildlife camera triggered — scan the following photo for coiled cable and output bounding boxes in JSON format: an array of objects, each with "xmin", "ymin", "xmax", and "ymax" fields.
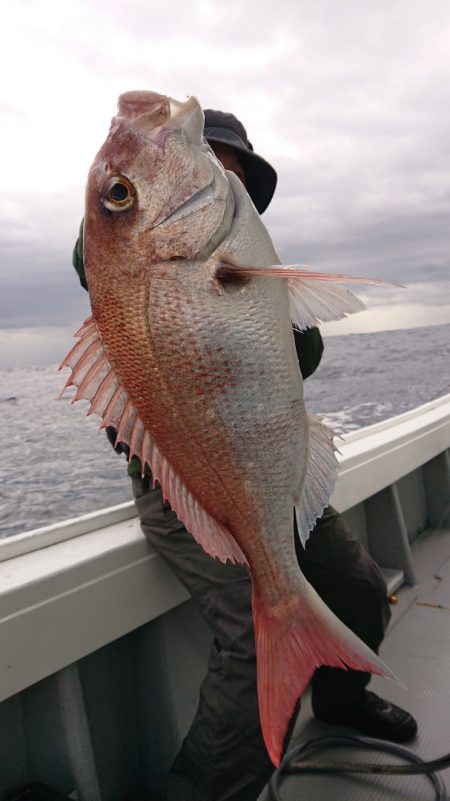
[{"xmin": 268, "ymin": 735, "xmax": 449, "ymax": 801}]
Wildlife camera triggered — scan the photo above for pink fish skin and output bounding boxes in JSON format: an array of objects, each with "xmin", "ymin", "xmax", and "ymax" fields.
[{"xmin": 61, "ymin": 91, "xmax": 395, "ymax": 766}]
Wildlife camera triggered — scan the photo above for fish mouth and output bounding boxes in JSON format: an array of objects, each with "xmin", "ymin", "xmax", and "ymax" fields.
[{"xmin": 115, "ymin": 90, "xmax": 203, "ymax": 146}]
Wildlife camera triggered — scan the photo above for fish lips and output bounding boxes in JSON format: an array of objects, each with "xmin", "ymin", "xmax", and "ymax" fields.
[{"xmin": 113, "ymin": 91, "xmax": 204, "ymax": 149}]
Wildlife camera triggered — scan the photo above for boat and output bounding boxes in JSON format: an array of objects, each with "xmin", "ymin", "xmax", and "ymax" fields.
[{"xmin": 1, "ymin": 394, "xmax": 449, "ymax": 800}]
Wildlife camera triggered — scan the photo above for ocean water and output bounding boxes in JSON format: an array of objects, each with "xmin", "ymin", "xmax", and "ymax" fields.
[{"xmin": 0, "ymin": 322, "xmax": 449, "ymax": 539}]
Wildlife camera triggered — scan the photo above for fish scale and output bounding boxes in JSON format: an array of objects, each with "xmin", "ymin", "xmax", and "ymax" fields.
[{"xmin": 104, "ymin": 266, "xmax": 258, "ymax": 529}]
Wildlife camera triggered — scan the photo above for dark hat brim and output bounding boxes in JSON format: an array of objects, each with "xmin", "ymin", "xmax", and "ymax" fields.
[{"xmin": 204, "ymin": 126, "xmax": 277, "ymax": 214}]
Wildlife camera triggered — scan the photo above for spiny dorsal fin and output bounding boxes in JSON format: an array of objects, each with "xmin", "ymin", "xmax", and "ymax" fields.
[{"xmin": 59, "ymin": 316, "xmax": 248, "ymax": 566}]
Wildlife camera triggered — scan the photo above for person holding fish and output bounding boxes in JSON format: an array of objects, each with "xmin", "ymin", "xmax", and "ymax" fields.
[{"xmin": 70, "ymin": 94, "xmax": 417, "ymax": 801}]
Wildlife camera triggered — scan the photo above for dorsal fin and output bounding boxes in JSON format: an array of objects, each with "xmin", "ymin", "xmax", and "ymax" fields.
[{"xmin": 60, "ymin": 316, "xmax": 248, "ymax": 566}]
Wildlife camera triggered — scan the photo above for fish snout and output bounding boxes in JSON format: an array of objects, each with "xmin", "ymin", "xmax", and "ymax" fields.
[
  {"xmin": 117, "ymin": 91, "xmax": 171, "ymax": 130},
  {"xmin": 116, "ymin": 91, "xmax": 204, "ymax": 146}
]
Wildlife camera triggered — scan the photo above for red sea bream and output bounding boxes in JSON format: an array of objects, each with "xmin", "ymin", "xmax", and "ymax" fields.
[{"xmin": 60, "ymin": 91, "xmax": 394, "ymax": 766}]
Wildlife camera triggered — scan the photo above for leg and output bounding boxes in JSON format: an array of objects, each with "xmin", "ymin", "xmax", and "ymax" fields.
[
  {"xmin": 296, "ymin": 506, "xmax": 417, "ymax": 741},
  {"xmin": 132, "ymin": 476, "xmax": 275, "ymax": 801},
  {"xmin": 296, "ymin": 506, "xmax": 390, "ymax": 707}
]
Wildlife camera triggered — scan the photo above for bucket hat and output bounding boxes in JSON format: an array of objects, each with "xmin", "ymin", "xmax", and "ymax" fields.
[{"xmin": 204, "ymin": 109, "xmax": 277, "ymax": 214}]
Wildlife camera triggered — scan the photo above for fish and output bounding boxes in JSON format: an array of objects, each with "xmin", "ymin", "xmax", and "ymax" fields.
[{"xmin": 60, "ymin": 90, "xmax": 394, "ymax": 766}]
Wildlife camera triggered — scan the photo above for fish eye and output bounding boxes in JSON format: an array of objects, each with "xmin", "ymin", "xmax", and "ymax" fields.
[{"xmin": 101, "ymin": 175, "xmax": 135, "ymax": 212}]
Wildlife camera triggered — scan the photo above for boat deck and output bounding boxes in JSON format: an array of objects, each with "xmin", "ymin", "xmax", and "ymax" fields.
[{"xmin": 258, "ymin": 524, "xmax": 450, "ymax": 800}]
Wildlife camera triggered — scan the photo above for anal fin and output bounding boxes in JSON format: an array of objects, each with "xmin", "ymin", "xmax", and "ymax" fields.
[{"xmin": 295, "ymin": 414, "xmax": 338, "ymax": 547}]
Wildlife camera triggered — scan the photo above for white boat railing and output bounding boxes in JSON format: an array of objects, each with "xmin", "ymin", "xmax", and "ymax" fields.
[
  {"xmin": 1, "ymin": 393, "xmax": 449, "ymax": 563},
  {"xmin": 0, "ymin": 395, "xmax": 449, "ymax": 703},
  {"xmin": 331, "ymin": 393, "xmax": 450, "ymax": 513}
]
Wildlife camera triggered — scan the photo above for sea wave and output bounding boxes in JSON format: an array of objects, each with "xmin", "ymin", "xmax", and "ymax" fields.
[{"xmin": 1, "ymin": 322, "xmax": 449, "ymax": 538}]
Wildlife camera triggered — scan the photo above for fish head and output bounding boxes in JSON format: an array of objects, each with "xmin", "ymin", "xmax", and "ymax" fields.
[{"xmin": 84, "ymin": 91, "xmax": 234, "ymax": 285}]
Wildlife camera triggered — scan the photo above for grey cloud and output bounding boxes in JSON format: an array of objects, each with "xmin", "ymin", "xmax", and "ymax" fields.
[
  {"xmin": 0, "ymin": 239, "xmax": 88, "ymax": 329},
  {"xmin": 0, "ymin": 279, "xmax": 89, "ymax": 329},
  {"xmin": 3, "ymin": 0, "xmax": 450, "ymax": 342},
  {"xmin": 269, "ymin": 201, "xmax": 450, "ymax": 284}
]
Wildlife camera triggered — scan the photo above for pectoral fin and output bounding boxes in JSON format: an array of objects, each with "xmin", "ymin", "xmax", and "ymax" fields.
[{"xmin": 217, "ymin": 262, "xmax": 391, "ymax": 330}]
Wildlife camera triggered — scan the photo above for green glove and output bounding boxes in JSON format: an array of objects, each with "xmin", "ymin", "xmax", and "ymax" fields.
[
  {"xmin": 293, "ymin": 326, "xmax": 324, "ymax": 379},
  {"xmin": 73, "ymin": 219, "xmax": 87, "ymax": 290}
]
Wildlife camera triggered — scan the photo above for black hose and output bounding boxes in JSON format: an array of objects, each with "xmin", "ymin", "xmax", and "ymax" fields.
[{"xmin": 268, "ymin": 735, "xmax": 448, "ymax": 801}]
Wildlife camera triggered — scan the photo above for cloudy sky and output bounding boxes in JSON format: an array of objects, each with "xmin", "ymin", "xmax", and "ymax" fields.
[{"xmin": 1, "ymin": 0, "xmax": 449, "ymax": 367}]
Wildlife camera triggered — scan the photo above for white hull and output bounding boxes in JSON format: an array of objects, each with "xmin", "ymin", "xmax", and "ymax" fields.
[{"xmin": 0, "ymin": 395, "xmax": 449, "ymax": 799}]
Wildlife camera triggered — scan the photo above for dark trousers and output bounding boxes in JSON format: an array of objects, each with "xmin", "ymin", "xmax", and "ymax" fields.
[{"xmin": 132, "ymin": 476, "xmax": 390, "ymax": 801}]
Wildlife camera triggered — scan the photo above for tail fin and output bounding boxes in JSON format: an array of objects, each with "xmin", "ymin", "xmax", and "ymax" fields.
[{"xmin": 253, "ymin": 582, "xmax": 396, "ymax": 766}]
